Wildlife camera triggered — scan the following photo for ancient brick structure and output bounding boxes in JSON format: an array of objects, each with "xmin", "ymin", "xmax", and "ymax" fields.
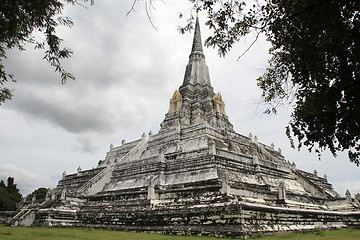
[{"xmin": 13, "ymin": 16, "xmax": 360, "ymax": 237}]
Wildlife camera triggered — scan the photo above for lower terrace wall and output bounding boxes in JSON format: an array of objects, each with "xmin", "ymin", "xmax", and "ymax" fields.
[
  {"xmin": 33, "ymin": 199, "xmax": 360, "ymax": 238},
  {"xmin": 0, "ymin": 211, "xmax": 16, "ymax": 224}
]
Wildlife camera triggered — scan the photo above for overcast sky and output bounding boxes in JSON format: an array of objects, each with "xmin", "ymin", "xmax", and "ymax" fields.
[{"xmin": 0, "ymin": 1, "xmax": 359, "ymax": 196}]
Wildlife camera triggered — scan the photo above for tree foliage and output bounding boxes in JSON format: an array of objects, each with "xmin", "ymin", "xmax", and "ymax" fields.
[
  {"xmin": 31, "ymin": 188, "xmax": 48, "ymax": 201},
  {"xmin": 0, "ymin": 177, "xmax": 22, "ymax": 211},
  {"xmin": 0, "ymin": 0, "xmax": 93, "ymax": 105},
  {"xmin": 175, "ymin": 0, "xmax": 360, "ymax": 165},
  {"xmin": 261, "ymin": 0, "xmax": 360, "ymax": 166}
]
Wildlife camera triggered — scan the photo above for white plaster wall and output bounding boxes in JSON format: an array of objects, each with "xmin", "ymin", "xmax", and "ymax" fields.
[{"xmin": 17, "ymin": 211, "xmax": 35, "ymax": 227}]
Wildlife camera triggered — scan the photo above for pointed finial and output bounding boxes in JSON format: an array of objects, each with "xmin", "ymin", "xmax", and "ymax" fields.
[{"xmin": 191, "ymin": 13, "xmax": 204, "ymax": 55}]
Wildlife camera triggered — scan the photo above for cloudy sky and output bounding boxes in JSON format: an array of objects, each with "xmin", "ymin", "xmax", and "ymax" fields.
[{"xmin": 1, "ymin": 1, "xmax": 359, "ymax": 196}]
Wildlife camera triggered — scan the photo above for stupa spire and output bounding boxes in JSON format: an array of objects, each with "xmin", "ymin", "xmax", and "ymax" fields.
[
  {"xmin": 191, "ymin": 12, "xmax": 204, "ymax": 56},
  {"xmin": 181, "ymin": 14, "xmax": 210, "ymax": 87},
  {"xmin": 160, "ymin": 13, "xmax": 234, "ymax": 133}
]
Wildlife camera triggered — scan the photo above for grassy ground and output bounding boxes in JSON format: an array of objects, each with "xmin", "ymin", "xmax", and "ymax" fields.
[{"xmin": 0, "ymin": 225, "xmax": 359, "ymax": 240}]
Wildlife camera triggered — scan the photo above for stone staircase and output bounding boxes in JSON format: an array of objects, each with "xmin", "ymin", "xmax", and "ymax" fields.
[
  {"xmin": 12, "ymin": 209, "xmax": 31, "ymax": 220},
  {"xmin": 295, "ymin": 170, "xmax": 337, "ymax": 198},
  {"xmin": 77, "ymin": 136, "xmax": 148, "ymax": 196},
  {"xmin": 11, "ymin": 209, "xmax": 34, "ymax": 226},
  {"xmin": 76, "ymin": 165, "xmax": 112, "ymax": 195}
]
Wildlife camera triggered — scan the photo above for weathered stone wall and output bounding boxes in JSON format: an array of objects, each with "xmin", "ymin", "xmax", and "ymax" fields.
[
  {"xmin": 56, "ymin": 167, "xmax": 105, "ymax": 193},
  {"xmin": 0, "ymin": 211, "xmax": 16, "ymax": 224},
  {"xmin": 33, "ymin": 195, "xmax": 360, "ymax": 238},
  {"xmin": 33, "ymin": 177, "xmax": 360, "ymax": 237}
]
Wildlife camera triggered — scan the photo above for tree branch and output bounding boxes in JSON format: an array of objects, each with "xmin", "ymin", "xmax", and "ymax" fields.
[{"xmin": 237, "ymin": 29, "xmax": 262, "ymax": 61}]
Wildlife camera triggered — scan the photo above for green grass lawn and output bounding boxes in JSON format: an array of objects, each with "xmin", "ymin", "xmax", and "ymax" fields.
[{"xmin": 0, "ymin": 225, "xmax": 359, "ymax": 240}]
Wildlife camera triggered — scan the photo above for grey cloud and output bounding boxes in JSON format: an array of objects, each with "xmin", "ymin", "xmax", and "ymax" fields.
[
  {"xmin": 7, "ymin": 83, "xmax": 153, "ymax": 135},
  {"xmin": 7, "ymin": 89, "xmax": 110, "ymax": 133}
]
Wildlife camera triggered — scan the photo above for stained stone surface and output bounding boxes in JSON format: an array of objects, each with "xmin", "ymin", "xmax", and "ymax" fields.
[{"xmin": 12, "ymin": 16, "xmax": 360, "ymax": 236}]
